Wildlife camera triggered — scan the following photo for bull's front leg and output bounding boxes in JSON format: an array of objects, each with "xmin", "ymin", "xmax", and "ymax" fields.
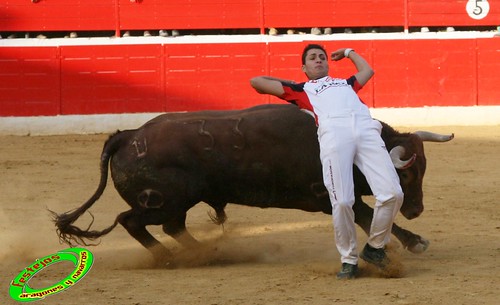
[
  {"xmin": 352, "ymin": 195, "xmax": 429, "ymax": 253},
  {"xmin": 391, "ymin": 224, "xmax": 430, "ymax": 254}
]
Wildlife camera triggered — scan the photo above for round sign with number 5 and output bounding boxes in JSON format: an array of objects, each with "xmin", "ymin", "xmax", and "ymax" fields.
[{"xmin": 466, "ymin": 0, "xmax": 490, "ymax": 20}]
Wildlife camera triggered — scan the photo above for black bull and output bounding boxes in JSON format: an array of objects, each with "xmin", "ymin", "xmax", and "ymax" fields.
[{"xmin": 53, "ymin": 104, "xmax": 453, "ymax": 263}]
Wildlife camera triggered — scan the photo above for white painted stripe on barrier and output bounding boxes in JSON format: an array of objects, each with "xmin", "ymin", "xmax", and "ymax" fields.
[
  {"xmin": 1, "ymin": 106, "xmax": 499, "ymax": 136},
  {"xmin": 0, "ymin": 113, "xmax": 161, "ymax": 136},
  {"xmin": 0, "ymin": 31, "xmax": 498, "ymax": 47},
  {"xmin": 370, "ymin": 106, "xmax": 500, "ymax": 127}
]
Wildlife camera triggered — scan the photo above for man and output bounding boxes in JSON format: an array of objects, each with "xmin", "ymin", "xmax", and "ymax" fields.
[{"xmin": 250, "ymin": 44, "xmax": 403, "ymax": 279}]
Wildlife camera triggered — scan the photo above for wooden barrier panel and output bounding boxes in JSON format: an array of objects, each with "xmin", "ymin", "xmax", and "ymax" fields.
[
  {"xmin": 0, "ymin": 0, "xmax": 116, "ymax": 32},
  {"xmin": 477, "ymin": 38, "xmax": 500, "ymax": 105},
  {"xmin": 373, "ymin": 39, "xmax": 477, "ymax": 107},
  {"xmin": 263, "ymin": 0, "xmax": 405, "ymax": 28},
  {"xmin": 119, "ymin": 0, "xmax": 262, "ymax": 31},
  {"xmin": 0, "ymin": 47, "xmax": 60, "ymax": 116},
  {"xmin": 60, "ymin": 44, "xmax": 163, "ymax": 114},
  {"xmin": 164, "ymin": 43, "xmax": 267, "ymax": 111}
]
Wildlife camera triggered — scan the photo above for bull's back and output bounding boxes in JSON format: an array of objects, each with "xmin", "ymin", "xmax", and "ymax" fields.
[{"xmin": 110, "ymin": 104, "xmax": 329, "ymax": 212}]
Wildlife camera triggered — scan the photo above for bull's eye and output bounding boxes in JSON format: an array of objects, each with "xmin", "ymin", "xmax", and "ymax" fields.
[{"xmin": 400, "ymin": 171, "xmax": 412, "ymax": 182}]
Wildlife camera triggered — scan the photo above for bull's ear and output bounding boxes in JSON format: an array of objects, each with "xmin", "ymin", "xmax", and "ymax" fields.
[
  {"xmin": 414, "ymin": 131, "xmax": 454, "ymax": 142},
  {"xmin": 390, "ymin": 146, "xmax": 417, "ymax": 169}
]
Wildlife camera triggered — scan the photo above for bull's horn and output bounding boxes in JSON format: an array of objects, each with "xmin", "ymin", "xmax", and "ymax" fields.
[
  {"xmin": 389, "ymin": 146, "xmax": 417, "ymax": 169},
  {"xmin": 414, "ymin": 131, "xmax": 454, "ymax": 142}
]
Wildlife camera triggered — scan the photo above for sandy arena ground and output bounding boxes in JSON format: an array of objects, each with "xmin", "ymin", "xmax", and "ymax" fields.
[{"xmin": 0, "ymin": 125, "xmax": 498, "ymax": 305}]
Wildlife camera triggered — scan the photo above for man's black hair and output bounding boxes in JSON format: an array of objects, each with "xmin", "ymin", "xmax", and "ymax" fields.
[{"xmin": 301, "ymin": 44, "xmax": 327, "ymax": 65}]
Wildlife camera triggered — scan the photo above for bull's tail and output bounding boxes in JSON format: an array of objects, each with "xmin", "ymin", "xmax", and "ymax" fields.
[{"xmin": 50, "ymin": 130, "xmax": 127, "ymax": 246}]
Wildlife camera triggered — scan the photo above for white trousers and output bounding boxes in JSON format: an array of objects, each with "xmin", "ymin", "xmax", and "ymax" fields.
[{"xmin": 318, "ymin": 114, "xmax": 404, "ymax": 265}]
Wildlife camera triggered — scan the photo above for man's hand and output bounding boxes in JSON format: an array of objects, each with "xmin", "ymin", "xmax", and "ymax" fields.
[
  {"xmin": 331, "ymin": 48, "xmax": 374, "ymax": 86},
  {"xmin": 331, "ymin": 48, "xmax": 347, "ymax": 61}
]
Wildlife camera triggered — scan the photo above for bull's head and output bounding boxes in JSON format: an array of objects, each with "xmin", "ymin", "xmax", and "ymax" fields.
[{"xmin": 387, "ymin": 129, "xmax": 454, "ymax": 220}]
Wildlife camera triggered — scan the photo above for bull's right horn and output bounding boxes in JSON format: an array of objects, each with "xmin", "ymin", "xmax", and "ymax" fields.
[
  {"xmin": 389, "ymin": 146, "xmax": 417, "ymax": 169},
  {"xmin": 414, "ymin": 131, "xmax": 454, "ymax": 142}
]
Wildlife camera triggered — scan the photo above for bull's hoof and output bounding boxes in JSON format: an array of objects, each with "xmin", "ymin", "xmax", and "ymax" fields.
[{"xmin": 407, "ymin": 237, "xmax": 430, "ymax": 254}]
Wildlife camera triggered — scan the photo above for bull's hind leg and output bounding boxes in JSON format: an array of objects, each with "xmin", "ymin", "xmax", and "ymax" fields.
[
  {"xmin": 162, "ymin": 211, "xmax": 200, "ymax": 249},
  {"xmin": 117, "ymin": 209, "xmax": 173, "ymax": 265}
]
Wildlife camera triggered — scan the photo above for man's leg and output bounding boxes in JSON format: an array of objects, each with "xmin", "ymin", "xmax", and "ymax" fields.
[
  {"xmin": 354, "ymin": 119, "xmax": 403, "ymax": 267},
  {"xmin": 319, "ymin": 120, "xmax": 358, "ymax": 270}
]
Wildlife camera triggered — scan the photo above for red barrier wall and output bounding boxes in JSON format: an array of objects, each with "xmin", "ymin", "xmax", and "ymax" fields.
[
  {"xmin": 1, "ymin": 37, "xmax": 499, "ymax": 117},
  {"xmin": 1, "ymin": 0, "xmax": 498, "ymax": 34}
]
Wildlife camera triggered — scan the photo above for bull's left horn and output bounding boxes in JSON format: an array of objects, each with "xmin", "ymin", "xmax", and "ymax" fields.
[
  {"xmin": 414, "ymin": 131, "xmax": 454, "ymax": 142},
  {"xmin": 389, "ymin": 146, "xmax": 416, "ymax": 169}
]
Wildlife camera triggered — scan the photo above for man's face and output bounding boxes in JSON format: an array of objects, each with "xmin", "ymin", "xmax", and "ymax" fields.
[{"xmin": 302, "ymin": 48, "xmax": 329, "ymax": 80}]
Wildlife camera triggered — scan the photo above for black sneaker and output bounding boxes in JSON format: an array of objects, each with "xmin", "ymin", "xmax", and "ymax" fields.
[
  {"xmin": 336, "ymin": 263, "xmax": 358, "ymax": 279},
  {"xmin": 360, "ymin": 244, "xmax": 389, "ymax": 269}
]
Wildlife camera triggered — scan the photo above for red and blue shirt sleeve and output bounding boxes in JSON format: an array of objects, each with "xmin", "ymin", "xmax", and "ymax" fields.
[
  {"xmin": 346, "ymin": 75, "xmax": 363, "ymax": 93},
  {"xmin": 278, "ymin": 82, "xmax": 315, "ymax": 114}
]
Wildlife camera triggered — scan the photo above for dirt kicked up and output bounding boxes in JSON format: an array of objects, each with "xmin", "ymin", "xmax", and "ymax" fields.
[{"xmin": 0, "ymin": 125, "xmax": 498, "ymax": 305}]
